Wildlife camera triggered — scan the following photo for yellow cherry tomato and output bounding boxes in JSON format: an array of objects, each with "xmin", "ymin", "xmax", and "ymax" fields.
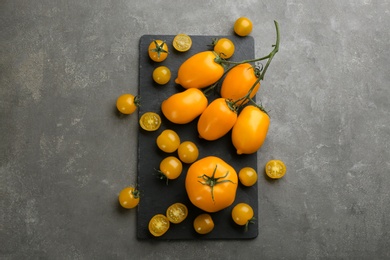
[
  {"xmin": 213, "ymin": 38, "xmax": 235, "ymax": 59},
  {"xmin": 177, "ymin": 141, "xmax": 199, "ymax": 164},
  {"xmin": 238, "ymin": 167, "xmax": 258, "ymax": 187},
  {"xmin": 148, "ymin": 40, "xmax": 168, "ymax": 62},
  {"xmin": 220, "ymin": 63, "xmax": 260, "ymax": 105},
  {"xmin": 193, "ymin": 213, "xmax": 214, "ymax": 235},
  {"xmin": 232, "ymin": 203, "xmax": 255, "ymax": 231},
  {"xmin": 175, "ymin": 51, "xmax": 224, "ymax": 89},
  {"xmin": 265, "ymin": 159, "xmax": 286, "ymax": 179},
  {"xmin": 118, "ymin": 186, "xmax": 140, "ymax": 209},
  {"xmin": 166, "ymin": 203, "xmax": 188, "ymax": 224},
  {"xmin": 159, "ymin": 156, "xmax": 183, "ymax": 181},
  {"xmin": 173, "ymin": 34, "xmax": 192, "ymax": 52},
  {"xmin": 161, "ymin": 88, "xmax": 208, "ymax": 124},
  {"xmin": 139, "ymin": 112, "xmax": 161, "ymax": 131},
  {"xmin": 156, "ymin": 129, "xmax": 180, "ymax": 153},
  {"xmin": 197, "ymin": 98, "xmax": 237, "ymax": 141},
  {"xmin": 152, "ymin": 66, "xmax": 171, "ymax": 85},
  {"xmin": 234, "ymin": 17, "xmax": 253, "ymax": 36},
  {"xmin": 148, "ymin": 214, "xmax": 170, "ymax": 237},
  {"xmin": 231, "ymin": 105, "xmax": 270, "ymax": 155},
  {"xmin": 116, "ymin": 94, "xmax": 139, "ymax": 115}
]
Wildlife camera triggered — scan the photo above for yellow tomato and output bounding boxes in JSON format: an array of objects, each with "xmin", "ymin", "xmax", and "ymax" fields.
[
  {"xmin": 177, "ymin": 141, "xmax": 199, "ymax": 164},
  {"xmin": 166, "ymin": 203, "xmax": 188, "ymax": 224},
  {"xmin": 213, "ymin": 38, "xmax": 235, "ymax": 59},
  {"xmin": 152, "ymin": 66, "xmax": 171, "ymax": 85},
  {"xmin": 175, "ymin": 51, "xmax": 224, "ymax": 89},
  {"xmin": 148, "ymin": 214, "xmax": 170, "ymax": 237},
  {"xmin": 148, "ymin": 40, "xmax": 168, "ymax": 62},
  {"xmin": 232, "ymin": 105, "xmax": 270, "ymax": 155},
  {"xmin": 161, "ymin": 88, "xmax": 208, "ymax": 124},
  {"xmin": 156, "ymin": 129, "xmax": 180, "ymax": 153},
  {"xmin": 220, "ymin": 63, "xmax": 260, "ymax": 105},
  {"xmin": 197, "ymin": 98, "xmax": 237, "ymax": 141},
  {"xmin": 265, "ymin": 159, "xmax": 286, "ymax": 179},
  {"xmin": 139, "ymin": 112, "xmax": 161, "ymax": 131},
  {"xmin": 238, "ymin": 167, "xmax": 258, "ymax": 187},
  {"xmin": 185, "ymin": 156, "xmax": 238, "ymax": 213},
  {"xmin": 234, "ymin": 17, "xmax": 253, "ymax": 36},
  {"xmin": 193, "ymin": 213, "xmax": 214, "ymax": 235}
]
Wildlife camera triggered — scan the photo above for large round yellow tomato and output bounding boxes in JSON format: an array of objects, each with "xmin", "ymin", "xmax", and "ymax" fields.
[
  {"xmin": 220, "ymin": 63, "xmax": 260, "ymax": 105},
  {"xmin": 232, "ymin": 105, "xmax": 270, "ymax": 155},
  {"xmin": 161, "ymin": 88, "xmax": 208, "ymax": 124},
  {"xmin": 175, "ymin": 51, "xmax": 224, "ymax": 89},
  {"xmin": 185, "ymin": 156, "xmax": 238, "ymax": 213}
]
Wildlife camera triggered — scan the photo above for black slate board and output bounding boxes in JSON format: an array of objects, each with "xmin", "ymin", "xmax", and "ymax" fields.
[{"xmin": 137, "ymin": 34, "xmax": 258, "ymax": 240}]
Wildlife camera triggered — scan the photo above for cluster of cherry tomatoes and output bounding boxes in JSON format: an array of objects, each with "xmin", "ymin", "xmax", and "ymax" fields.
[{"xmin": 116, "ymin": 17, "xmax": 287, "ymax": 237}]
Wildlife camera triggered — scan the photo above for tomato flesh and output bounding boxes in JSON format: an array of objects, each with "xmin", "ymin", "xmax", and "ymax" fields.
[
  {"xmin": 265, "ymin": 160, "xmax": 286, "ymax": 179},
  {"xmin": 148, "ymin": 214, "xmax": 170, "ymax": 237},
  {"xmin": 166, "ymin": 203, "xmax": 188, "ymax": 224}
]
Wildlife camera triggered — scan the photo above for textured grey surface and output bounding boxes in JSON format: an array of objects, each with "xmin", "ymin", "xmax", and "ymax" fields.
[{"xmin": 1, "ymin": 0, "xmax": 389, "ymax": 259}]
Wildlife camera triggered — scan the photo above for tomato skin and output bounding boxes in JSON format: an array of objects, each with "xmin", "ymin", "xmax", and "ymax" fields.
[
  {"xmin": 161, "ymin": 88, "xmax": 208, "ymax": 124},
  {"xmin": 213, "ymin": 38, "xmax": 235, "ymax": 59},
  {"xmin": 175, "ymin": 51, "xmax": 224, "ymax": 89},
  {"xmin": 148, "ymin": 40, "xmax": 168, "ymax": 62},
  {"xmin": 185, "ymin": 156, "xmax": 238, "ymax": 213},
  {"xmin": 234, "ymin": 17, "xmax": 253, "ymax": 37},
  {"xmin": 220, "ymin": 63, "xmax": 260, "ymax": 105},
  {"xmin": 232, "ymin": 105, "xmax": 270, "ymax": 155},
  {"xmin": 197, "ymin": 98, "xmax": 237, "ymax": 141}
]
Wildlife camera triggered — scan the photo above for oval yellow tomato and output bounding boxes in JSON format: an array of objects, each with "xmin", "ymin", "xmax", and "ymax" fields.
[
  {"xmin": 197, "ymin": 98, "xmax": 237, "ymax": 141},
  {"xmin": 161, "ymin": 88, "xmax": 208, "ymax": 124},
  {"xmin": 232, "ymin": 105, "xmax": 270, "ymax": 155},
  {"xmin": 220, "ymin": 63, "xmax": 260, "ymax": 105},
  {"xmin": 175, "ymin": 51, "xmax": 224, "ymax": 89},
  {"xmin": 185, "ymin": 156, "xmax": 238, "ymax": 213}
]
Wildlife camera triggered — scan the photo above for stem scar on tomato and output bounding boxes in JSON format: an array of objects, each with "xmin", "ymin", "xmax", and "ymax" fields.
[
  {"xmin": 197, "ymin": 165, "xmax": 236, "ymax": 202},
  {"xmin": 150, "ymin": 40, "xmax": 169, "ymax": 59}
]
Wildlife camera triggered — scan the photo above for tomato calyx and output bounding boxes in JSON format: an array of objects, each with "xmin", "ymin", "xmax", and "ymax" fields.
[
  {"xmin": 225, "ymin": 99, "xmax": 238, "ymax": 113},
  {"xmin": 197, "ymin": 165, "xmax": 236, "ymax": 202},
  {"xmin": 150, "ymin": 40, "xmax": 169, "ymax": 59}
]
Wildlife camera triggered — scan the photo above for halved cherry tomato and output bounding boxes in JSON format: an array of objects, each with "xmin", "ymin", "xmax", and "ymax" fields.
[
  {"xmin": 148, "ymin": 40, "xmax": 168, "ymax": 62},
  {"xmin": 265, "ymin": 159, "xmax": 286, "ymax": 179},
  {"xmin": 116, "ymin": 94, "xmax": 139, "ymax": 114},
  {"xmin": 220, "ymin": 63, "xmax": 260, "ymax": 105},
  {"xmin": 161, "ymin": 88, "xmax": 208, "ymax": 124},
  {"xmin": 152, "ymin": 66, "xmax": 171, "ymax": 85},
  {"xmin": 185, "ymin": 156, "xmax": 238, "ymax": 213},
  {"xmin": 177, "ymin": 141, "xmax": 199, "ymax": 164},
  {"xmin": 166, "ymin": 203, "xmax": 188, "ymax": 224},
  {"xmin": 159, "ymin": 156, "xmax": 183, "ymax": 182},
  {"xmin": 118, "ymin": 186, "xmax": 140, "ymax": 209},
  {"xmin": 148, "ymin": 214, "xmax": 170, "ymax": 237},
  {"xmin": 232, "ymin": 105, "xmax": 270, "ymax": 155},
  {"xmin": 197, "ymin": 98, "xmax": 237, "ymax": 141},
  {"xmin": 234, "ymin": 17, "xmax": 253, "ymax": 37},
  {"xmin": 212, "ymin": 38, "xmax": 235, "ymax": 59},
  {"xmin": 156, "ymin": 129, "xmax": 180, "ymax": 153},
  {"xmin": 238, "ymin": 167, "xmax": 258, "ymax": 187},
  {"xmin": 193, "ymin": 213, "xmax": 214, "ymax": 234},
  {"xmin": 175, "ymin": 51, "xmax": 224, "ymax": 89},
  {"xmin": 139, "ymin": 112, "xmax": 161, "ymax": 131},
  {"xmin": 231, "ymin": 203, "xmax": 254, "ymax": 231},
  {"xmin": 173, "ymin": 34, "xmax": 192, "ymax": 52}
]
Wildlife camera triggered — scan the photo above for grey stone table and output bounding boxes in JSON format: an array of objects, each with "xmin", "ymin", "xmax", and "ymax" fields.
[{"xmin": 1, "ymin": 0, "xmax": 389, "ymax": 259}]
